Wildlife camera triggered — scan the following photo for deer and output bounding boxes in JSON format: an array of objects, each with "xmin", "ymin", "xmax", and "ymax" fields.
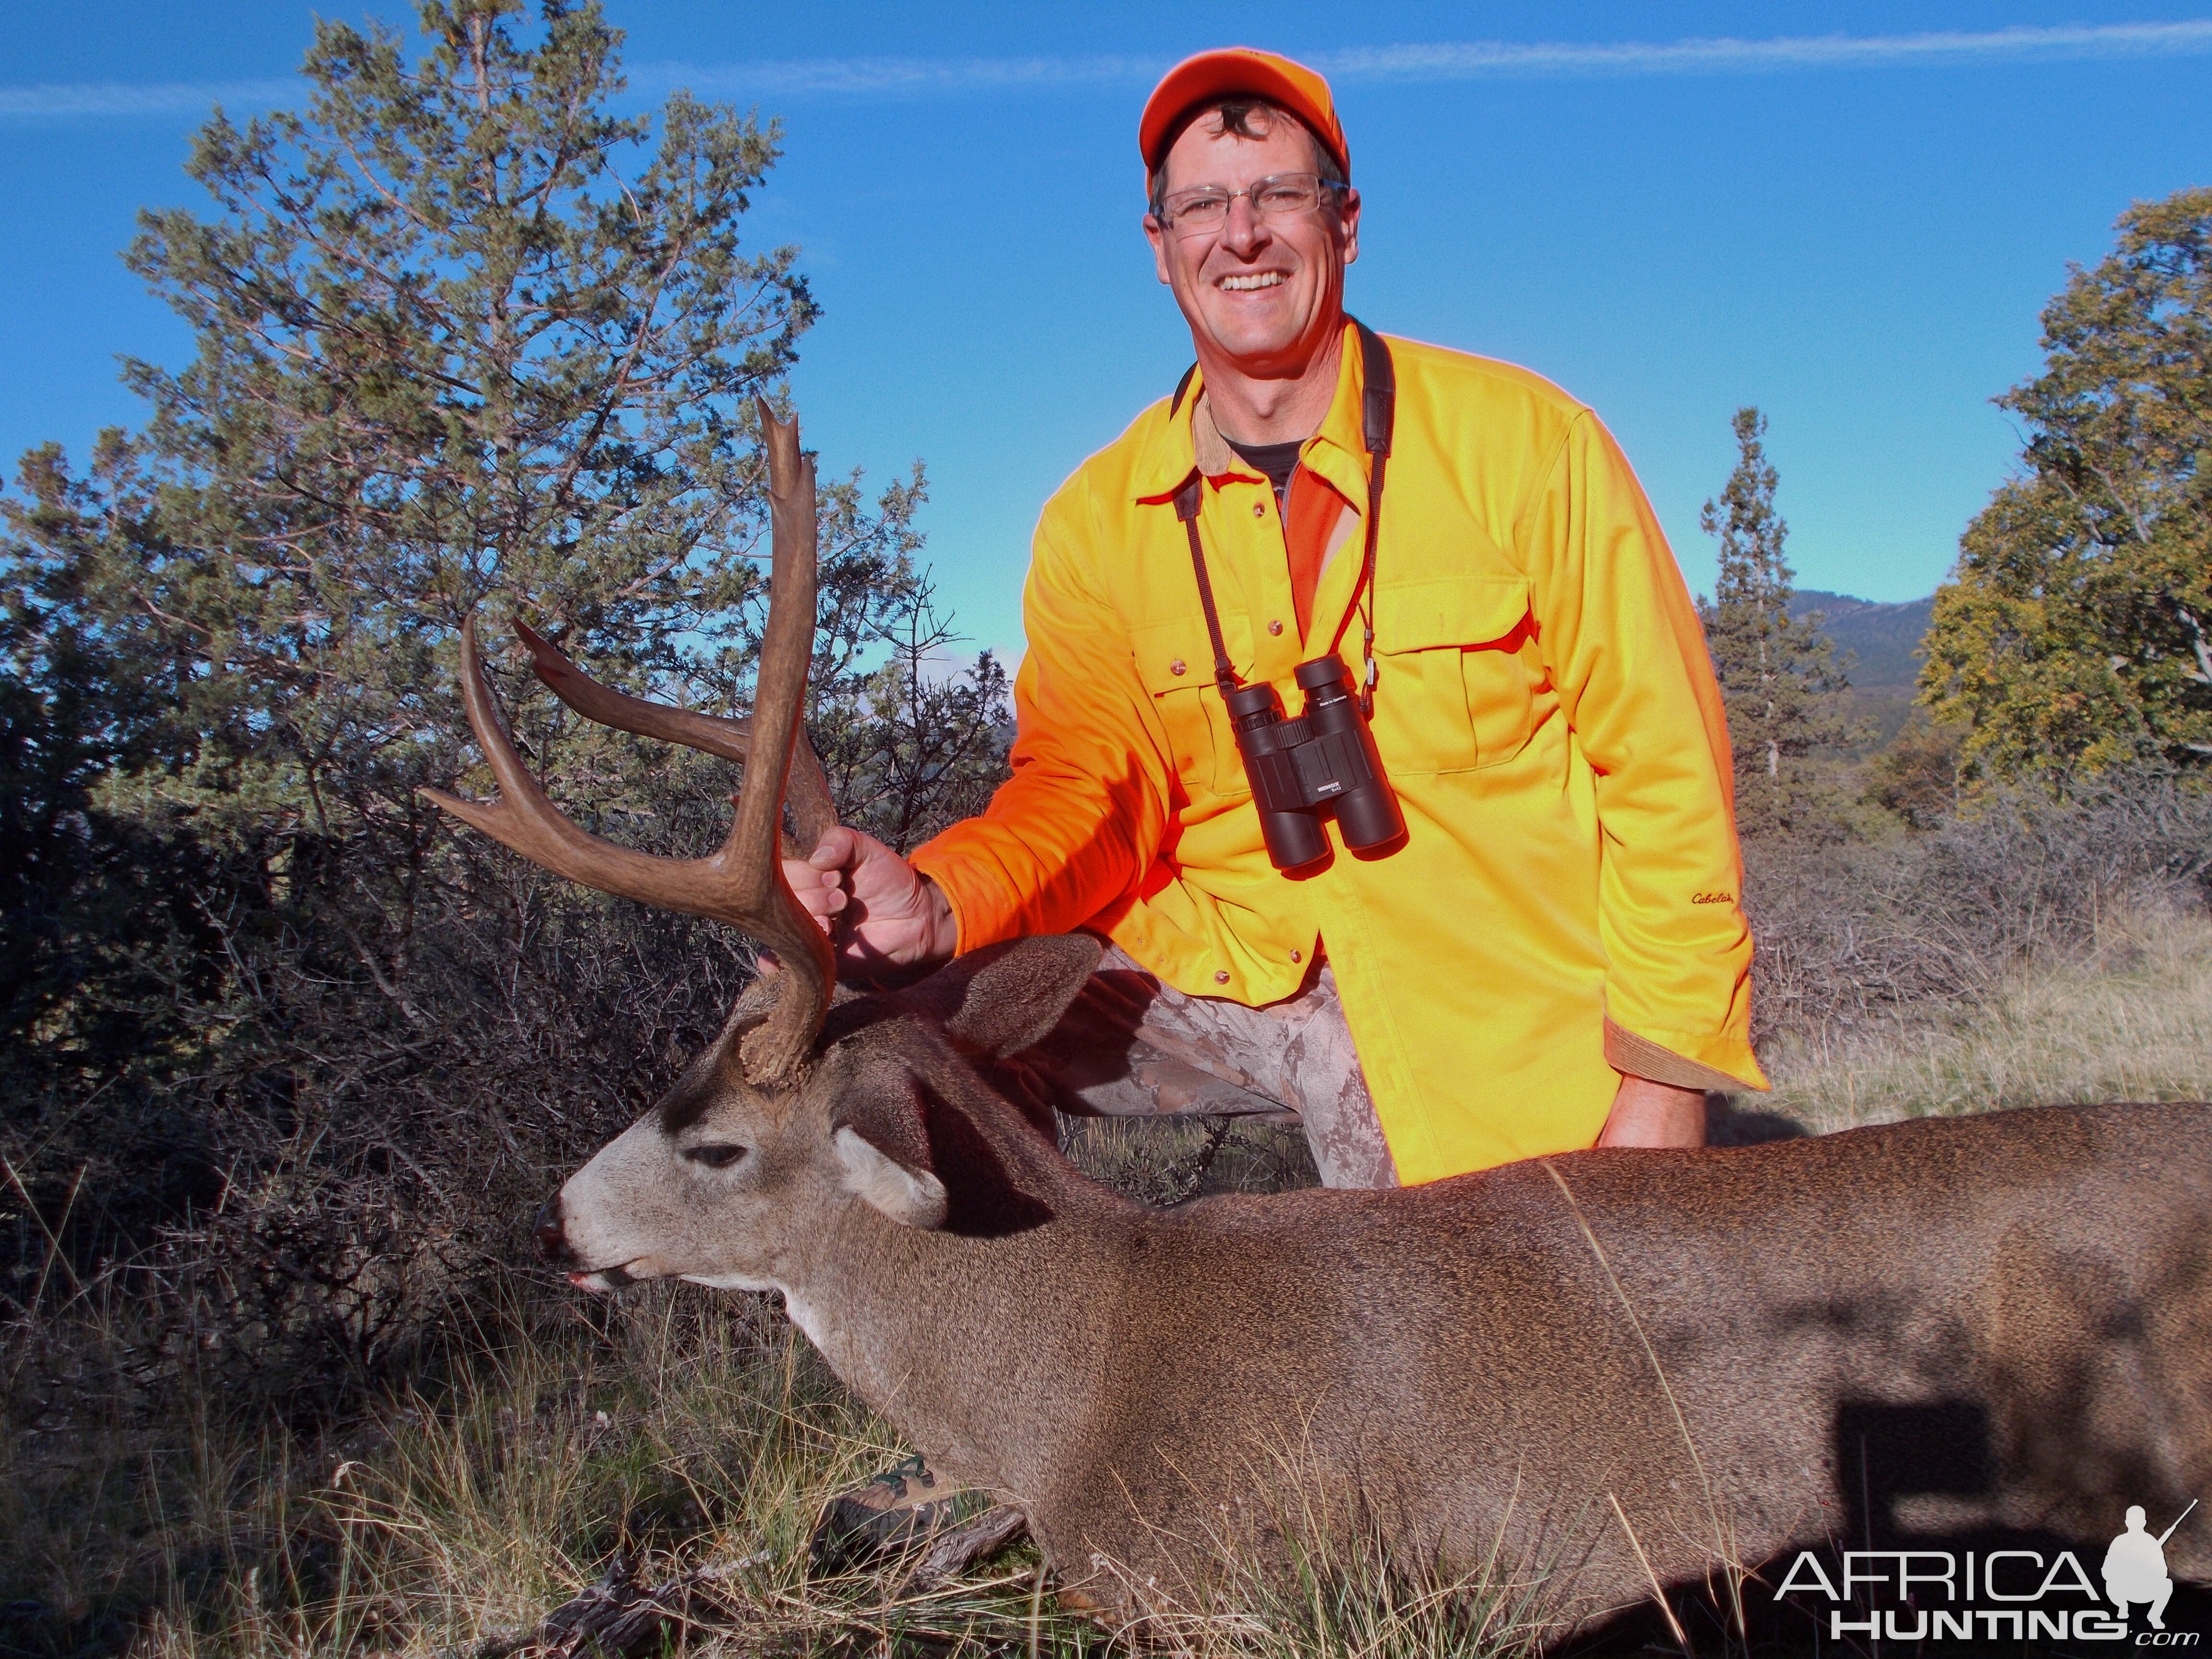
[{"xmin": 424, "ymin": 403, "xmax": 2212, "ymax": 1641}]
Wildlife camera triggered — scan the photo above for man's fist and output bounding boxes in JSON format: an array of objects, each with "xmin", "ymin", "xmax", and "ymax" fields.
[{"xmin": 781, "ymin": 826, "xmax": 959, "ymax": 983}]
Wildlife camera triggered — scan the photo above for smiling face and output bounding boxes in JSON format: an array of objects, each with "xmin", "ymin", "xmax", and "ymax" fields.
[{"xmin": 1143, "ymin": 106, "xmax": 1360, "ymax": 383}]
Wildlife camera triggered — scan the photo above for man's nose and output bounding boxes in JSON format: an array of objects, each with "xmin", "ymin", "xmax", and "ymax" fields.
[
  {"xmin": 1220, "ymin": 195, "xmax": 1270, "ymax": 256},
  {"xmin": 533, "ymin": 1195, "xmax": 572, "ymax": 1265}
]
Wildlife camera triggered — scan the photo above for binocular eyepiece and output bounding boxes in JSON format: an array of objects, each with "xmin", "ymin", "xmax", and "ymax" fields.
[{"xmin": 1225, "ymin": 654, "xmax": 1406, "ymax": 871}]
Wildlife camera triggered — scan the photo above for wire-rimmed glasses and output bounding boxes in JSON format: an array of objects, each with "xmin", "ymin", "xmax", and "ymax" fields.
[{"xmin": 1155, "ymin": 172, "xmax": 1342, "ymax": 239}]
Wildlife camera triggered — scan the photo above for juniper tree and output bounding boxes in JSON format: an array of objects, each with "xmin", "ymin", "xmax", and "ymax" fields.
[
  {"xmin": 1697, "ymin": 407, "xmax": 1857, "ymax": 834},
  {"xmin": 1920, "ymin": 187, "xmax": 2212, "ymax": 783},
  {"xmin": 0, "ymin": 0, "xmax": 1008, "ymax": 1370}
]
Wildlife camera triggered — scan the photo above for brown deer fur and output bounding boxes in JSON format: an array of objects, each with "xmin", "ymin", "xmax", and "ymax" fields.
[{"xmin": 539, "ymin": 936, "xmax": 2212, "ymax": 1633}]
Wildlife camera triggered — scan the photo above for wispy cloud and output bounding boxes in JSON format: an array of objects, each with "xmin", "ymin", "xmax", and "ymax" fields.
[
  {"xmin": 643, "ymin": 20, "xmax": 2212, "ymax": 99},
  {"xmin": 1315, "ymin": 20, "xmax": 2212, "ymax": 81},
  {"xmin": 7, "ymin": 21, "xmax": 2210, "ymax": 123},
  {"xmin": 642, "ymin": 54, "xmax": 1156, "ymax": 99},
  {"xmin": 0, "ymin": 78, "xmax": 298, "ymax": 120}
]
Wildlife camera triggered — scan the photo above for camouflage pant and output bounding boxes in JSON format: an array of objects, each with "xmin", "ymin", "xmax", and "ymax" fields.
[{"xmin": 1011, "ymin": 945, "xmax": 1399, "ymax": 1190}]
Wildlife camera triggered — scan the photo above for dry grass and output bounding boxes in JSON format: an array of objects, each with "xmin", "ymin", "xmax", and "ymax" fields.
[
  {"xmin": 1757, "ymin": 905, "xmax": 2212, "ymax": 1134},
  {"xmin": 6, "ymin": 1279, "xmax": 1553, "ymax": 1659},
  {"xmin": 7, "ymin": 904, "xmax": 2210, "ymax": 1659}
]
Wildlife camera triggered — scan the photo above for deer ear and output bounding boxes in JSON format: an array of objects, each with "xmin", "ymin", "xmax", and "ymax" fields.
[
  {"xmin": 930, "ymin": 934, "xmax": 1103, "ymax": 1057},
  {"xmin": 834, "ymin": 1127, "xmax": 948, "ymax": 1229},
  {"xmin": 832, "ymin": 1072, "xmax": 948, "ymax": 1229}
]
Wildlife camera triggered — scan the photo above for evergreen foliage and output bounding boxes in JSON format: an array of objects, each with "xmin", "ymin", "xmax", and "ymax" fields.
[
  {"xmin": 1696, "ymin": 407, "xmax": 1858, "ymax": 835},
  {"xmin": 0, "ymin": 0, "xmax": 1008, "ymax": 1390},
  {"xmin": 1920, "ymin": 186, "xmax": 2212, "ymax": 782}
]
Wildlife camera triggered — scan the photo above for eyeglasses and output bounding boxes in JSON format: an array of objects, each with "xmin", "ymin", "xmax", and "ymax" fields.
[{"xmin": 1155, "ymin": 172, "xmax": 1342, "ymax": 239}]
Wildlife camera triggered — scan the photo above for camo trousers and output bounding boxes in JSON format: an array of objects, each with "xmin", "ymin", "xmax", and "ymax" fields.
[{"xmin": 1010, "ymin": 944, "xmax": 1399, "ymax": 1190}]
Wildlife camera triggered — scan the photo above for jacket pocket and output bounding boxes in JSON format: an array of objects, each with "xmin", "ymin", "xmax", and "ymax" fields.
[
  {"xmin": 1129, "ymin": 615, "xmax": 1252, "ymax": 798},
  {"xmin": 1371, "ymin": 576, "xmax": 1536, "ymax": 774}
]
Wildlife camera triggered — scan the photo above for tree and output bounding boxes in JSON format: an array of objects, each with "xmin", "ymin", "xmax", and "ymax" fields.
[
  {"xmin": 1920, "ymin": 187, "xmax": 2212, "ymax": 783},
  {"xmin": 1697, "ymin": 407, "xmax": 1858, "ymax": 834},
  {"xmin": 0, "ymin": 0, "xmax": 1008, "ymax": 1386}
]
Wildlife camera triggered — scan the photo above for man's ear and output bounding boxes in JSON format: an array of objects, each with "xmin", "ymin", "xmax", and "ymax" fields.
[
  {"xmin": 915, "ymin": 935, "xmax": 1103, "ymax": 1057},
  {"xmin": 831, "ymin": 1070, "xmax": 948, "ymax": 1229}
]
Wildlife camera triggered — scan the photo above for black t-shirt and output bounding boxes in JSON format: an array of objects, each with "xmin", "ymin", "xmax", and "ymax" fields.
[{"xmin": 1224, "ymin": 436, "xmax": 1303, "ymax": 508}]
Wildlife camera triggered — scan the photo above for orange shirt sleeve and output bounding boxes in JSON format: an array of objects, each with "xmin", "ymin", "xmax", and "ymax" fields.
[
  {"xmin": 1516, "ymin": 409, "xmax": 1767, "ymax": 1089},
  {"xmin": 909, "ymin": 474, "xmax": 1174, "ymax": 952}
]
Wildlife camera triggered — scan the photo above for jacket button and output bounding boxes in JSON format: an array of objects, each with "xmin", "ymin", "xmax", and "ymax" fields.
[
  {"xmin": 1268, "ymin": 619, "xmax": 1284, "ymax": 636},
  {"xmin": 1169, "ymin": 659, "xmax": 1186, "ymax": 676},
  {"xmin": 1214, "ymin": 969, "xmax": 1230, "ymax": 985},
  {"xmin": 1289, "ymin": 948, "xmax": 1302, "ymax": 963},
  {"xmin": 1251, "ymin": 502, "xmax": 1265, "ymax": 518}
]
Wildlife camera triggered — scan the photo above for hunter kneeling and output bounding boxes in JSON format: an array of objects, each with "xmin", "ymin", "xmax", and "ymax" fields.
[{"xmin": 786, "ymin": 48, "xmax": 1768, "ymax": 1187}]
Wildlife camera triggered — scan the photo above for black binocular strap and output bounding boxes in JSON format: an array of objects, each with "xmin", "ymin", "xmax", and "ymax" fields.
[
  {"xmin": 1345, "ymin": 319, "xmax": 1392, "ymax": 718},
  {"xmin": 1171, "ymin": 320, "xmax": 1395, "ymax": 709},
  {"xmin": 1175, "ymin": 477, "xmax": 1240, "ymax": 697}
]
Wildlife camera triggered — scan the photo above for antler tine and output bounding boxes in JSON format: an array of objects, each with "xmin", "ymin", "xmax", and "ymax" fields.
[
  {"xmin": 728, "ymin": 400, "xmax": 834, "ymax": 1080},
  {"xmin": 420, "ymin": 400, "xmax": 836, "ymax": 1084},
  {"xmin": 513, "ymin": 621, "xmax": 840, "ymax": 856}
]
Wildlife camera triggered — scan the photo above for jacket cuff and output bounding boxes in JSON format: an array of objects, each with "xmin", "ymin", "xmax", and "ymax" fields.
[
  {"xmin": 908, "ymin": 848, "xmax": 997, "ymax": 958},
  {"xmin": 1604, "ymin": 1017, "xmax": 1769, "ymax": 1093}
]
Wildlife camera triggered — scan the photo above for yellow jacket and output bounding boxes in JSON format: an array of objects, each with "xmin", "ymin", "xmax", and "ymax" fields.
[{"xmin": 913, "ymin": 325, "xmax": 1767, "ymax": 1182}]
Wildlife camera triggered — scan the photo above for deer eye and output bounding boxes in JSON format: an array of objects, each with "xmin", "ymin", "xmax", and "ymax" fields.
[{"xmin": 685, "ymin": 1143, "xmax": 748, "ymax": 1170}]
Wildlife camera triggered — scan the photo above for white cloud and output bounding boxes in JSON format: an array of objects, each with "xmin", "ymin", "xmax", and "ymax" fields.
[
  {"xmin": 0, "ymin": 78, "xmax": 298, "ymax": 120},
  {"xmin": 1313, "ymin": 21, "xmax": 2212, "ymax": 81},
  {"xmin": 11, "ymin": 22, "xmax": 2209, "ymax": 122},
  {"xmin": 640, "ymin": 21, "xmax": 2212, "ymax": 99}
]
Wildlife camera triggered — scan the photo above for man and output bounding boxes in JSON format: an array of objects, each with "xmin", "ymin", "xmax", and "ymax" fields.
[
  {"xmin": 2104, "ymin": 1505, "xmax": 2180, "ymax": 1630},
  {"xmin": 784, "ymin": 48, "xmax": 1767, "ymax": 1187}
]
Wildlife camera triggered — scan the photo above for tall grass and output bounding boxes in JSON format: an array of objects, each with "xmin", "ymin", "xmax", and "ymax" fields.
[{"xmin": 1760, "ymin": 907, "xmax": 2212, "ymax": 1133}]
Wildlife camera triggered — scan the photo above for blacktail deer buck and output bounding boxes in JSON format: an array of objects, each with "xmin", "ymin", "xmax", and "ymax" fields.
[{"xmin": 425, "ymin": 404, "xmax": 2212, "ymax": 1640}]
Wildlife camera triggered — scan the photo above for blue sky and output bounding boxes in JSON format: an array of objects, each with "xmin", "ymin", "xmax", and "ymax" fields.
[{"xmin": 4, "ymin": 4, "xmax": 2209, "ymax": 667}]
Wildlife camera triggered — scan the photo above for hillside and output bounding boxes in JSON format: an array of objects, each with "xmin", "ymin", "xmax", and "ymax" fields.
[
  {"xmin": 1790, "ymin": 589, "xmax": 1936, "ymax": 692},
  {"xmin": 1785, "ymin": 588, "xmax": 1937, "ymax": 747}
]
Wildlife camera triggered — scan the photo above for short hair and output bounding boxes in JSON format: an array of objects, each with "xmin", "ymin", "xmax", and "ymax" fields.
[{"xmin": 1146, "ymin": 98, "xmax": 1347, "ymax": 219}]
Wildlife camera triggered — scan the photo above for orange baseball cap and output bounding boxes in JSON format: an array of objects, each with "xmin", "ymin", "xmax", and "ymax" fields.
[{"xmin": 1139, "ymin": 48, "xmax": 1350, "ymax": 181}]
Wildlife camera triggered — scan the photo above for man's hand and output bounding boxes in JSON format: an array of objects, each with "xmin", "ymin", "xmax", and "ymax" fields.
[
  {"xmin": 781, "ymin": 826, "xmax": 958, "ymax": 983},
  {"xmin": 1596, "ymin": 1076, "xmax": 1708, "ymax": 1148}
]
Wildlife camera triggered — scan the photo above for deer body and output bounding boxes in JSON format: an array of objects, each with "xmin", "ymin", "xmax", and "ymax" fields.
[
  {"xmin": 731, "ymin": 1035, "xmax": 2212, "ymax": 1626},
  {"xmin": 427, "ymin": 406, "xmax": 2211, "ymax": 1637}
]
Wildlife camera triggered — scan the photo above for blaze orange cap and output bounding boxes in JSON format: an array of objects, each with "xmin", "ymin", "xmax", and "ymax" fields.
[{"xmin": 1139, "ymin": 48, "xmax": 1349, "ymax": 182}]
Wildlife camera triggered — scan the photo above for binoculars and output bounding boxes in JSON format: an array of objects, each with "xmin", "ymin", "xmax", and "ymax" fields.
[{"xmin": 1225, "ymin": 654, "xmax": 1406, "ymax": 870}]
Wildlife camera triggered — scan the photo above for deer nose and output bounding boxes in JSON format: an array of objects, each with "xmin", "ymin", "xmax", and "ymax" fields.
[{"xmin": 534, "ymin": 1197, "xmax": 571, "ymax": 1265}]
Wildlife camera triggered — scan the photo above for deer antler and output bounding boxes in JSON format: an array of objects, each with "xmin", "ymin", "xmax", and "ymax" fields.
[
  {"xmin": 512, "ymin": 621, "xmax": 839, "ymax": 859},
  {"xmin": 421, "ymin": 399, "xmax": 835, "ymax": 1083}
]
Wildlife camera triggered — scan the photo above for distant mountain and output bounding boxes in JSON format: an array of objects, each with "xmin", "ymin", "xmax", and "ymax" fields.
[{"xmin": 1789, "ymin": 589, "xmax": 1936, "ymax": 692}]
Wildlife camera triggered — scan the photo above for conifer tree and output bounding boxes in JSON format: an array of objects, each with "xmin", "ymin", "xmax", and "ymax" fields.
[
  {"xmin": 1697, "ymin": 407, "xmax": 1857, "ymax": 834},
  {"xmin": 0, "ymin": 0, "xmax": 1011, "ymax": 1334}
]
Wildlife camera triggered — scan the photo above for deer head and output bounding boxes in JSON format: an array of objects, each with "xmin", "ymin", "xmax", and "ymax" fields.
[{"xmin": 421, "ymin": 402, "xmax": 1100, "ymax": 1294}]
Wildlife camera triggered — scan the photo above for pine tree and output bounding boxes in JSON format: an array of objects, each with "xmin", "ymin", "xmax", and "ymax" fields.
[
  {"xmin": 0, "ymin": 0, "xmax": 1011, "ymax": 1349},
  {"xmin": 1697, "ymin": 407, "xmax": 1858, "ymax": 834}
]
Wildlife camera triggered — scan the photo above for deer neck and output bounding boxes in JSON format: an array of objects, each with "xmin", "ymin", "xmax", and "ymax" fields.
[{"xmin": 780, "ymin": 1119, "xmax": 1138, "ymax": 1500}]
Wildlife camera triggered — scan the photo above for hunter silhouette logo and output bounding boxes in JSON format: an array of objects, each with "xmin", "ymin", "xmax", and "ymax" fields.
[{"xmin": 2107, "ymin": 1500, "xmax": 2197, "ymax": 1631}]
